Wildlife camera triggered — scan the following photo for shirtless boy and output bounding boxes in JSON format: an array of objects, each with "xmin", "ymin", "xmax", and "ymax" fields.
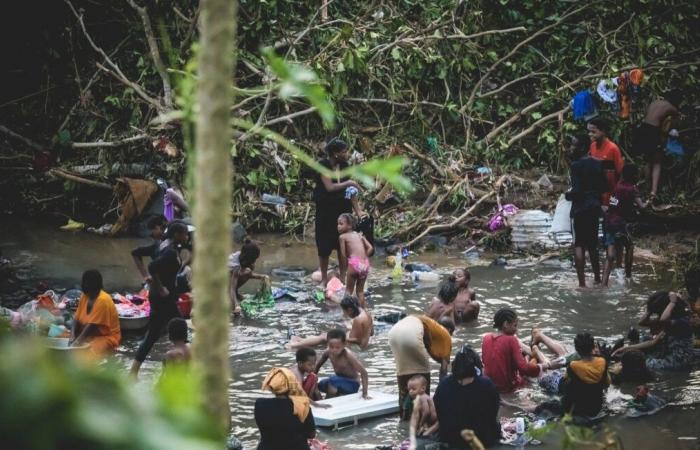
[
  {"xmin": 633, "ymin": 91, "xmax": 681, "ymax": 199},
  {"xmin": 338, "ymin": 213, "xmax": 373, "ymax": 308},
  {"xmin": 426, "ymin": 278, "xmax": 458, "ymax": 322},
  {"xmin": 163, "ymin": 318, "xmax": 191, "ymax": 367},
  {"xmin": 285, "ymin": 295, "xmax": 373, "ymax": 350},
  {"xmin": 408, "ymin": 374, "xmax": 438, "ymax": 437},
  {"xmin": 315, "ymin": 328, "xmax": 369, "ymax": 398}
]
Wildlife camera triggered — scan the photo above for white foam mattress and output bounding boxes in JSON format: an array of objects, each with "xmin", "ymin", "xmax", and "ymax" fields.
[{"xmin": 311, "ymin": 390, "xmax": 398, "ymax": 429}]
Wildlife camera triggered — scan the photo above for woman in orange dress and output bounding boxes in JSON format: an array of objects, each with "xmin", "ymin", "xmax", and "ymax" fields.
[{"xmin": 70, "ymin": 270, "xmax": 121, "ymax": 356}]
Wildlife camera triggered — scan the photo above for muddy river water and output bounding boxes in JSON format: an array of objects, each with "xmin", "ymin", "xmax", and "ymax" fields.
[{"xmin": 1, "ymin": 220, "xmax": 698, "ymax": 449}]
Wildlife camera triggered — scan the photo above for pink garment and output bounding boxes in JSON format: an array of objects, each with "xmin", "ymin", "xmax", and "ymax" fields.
[{"xmin": 348, "ymin": 256, "xmax": 370, "ymax": 279}]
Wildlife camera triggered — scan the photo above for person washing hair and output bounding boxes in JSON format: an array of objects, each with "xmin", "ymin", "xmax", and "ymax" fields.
[
  {"xmin": 425, "ymin": 277, "xmax": 459, "ymax": 322},
  {"xmin": 228, "ymin": 239, "xmax": 269, "ymax": 316}
]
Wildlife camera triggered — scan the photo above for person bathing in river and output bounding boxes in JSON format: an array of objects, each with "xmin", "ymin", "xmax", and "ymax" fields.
[
  {"xmin": 602, "ymin": 164, "xmax": 648, "ymax": 286},
  {"xmin": 286, "ymin": 295, "xmax": 373, "ymax": 350},
  {"xmin": 131, "ymin": 215, "xmax": 167, "ymax": 285},
  {"xmin": 228, "ymin": 239, "xmax": 269, "ymax": 317},
  {"xmin": 313, "ymin": 138, "xmax": 361, "ymax": 287},
  {"xmin": 612, "ymin": 291, "xmax": 694, "ymax": 370},
  {"xmin": 70, "ymin": 269, "xmax": 121, "ymax": 357},
  {"xmin": 481, "ymin": 309, "xmax": 566, "ymax": 393},
  {"xmin": 388, "ymin": 315, "xmax": 454, "ymax": 418},
  {"xmin": 314, "ymin": 328, "xmax": 370, "ymax": 398},
  {"xmin": 407, "ymin": 374, "xmax": 438, "ymax": 438},
  {"xmin": 290, "ymin": 347, "xmax": 331, "ymax": 408},
  {"xmin": 453, "ymin": 268, "xmax": 480, "ymax": 322},
  {"xmin": 426, "ymin": 277, "xmax": 458, "ymax": 322},
  {"xmin": 566, "ymin": 134, "xmax": 606, "ymax": 288},
  {"xmin": 163, "ymin": 317, "xmax": 191, "ymax": 369},
  {"xmin": 337, "ymin": 213, "xmax": 373, "ymax": 308}
]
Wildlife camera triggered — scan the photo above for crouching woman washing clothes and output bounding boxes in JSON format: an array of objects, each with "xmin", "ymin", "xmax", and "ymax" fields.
[
  {"xmin": 255, "ymin": 368, "xmax": 316, "ymax": 450},
  {"xmin": 70, "ymin": 270, "xmax": 121, "ymax": 357}
]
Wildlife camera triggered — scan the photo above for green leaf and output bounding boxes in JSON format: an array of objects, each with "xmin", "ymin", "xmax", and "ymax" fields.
[
  {"xmin": 531, "ymin": 112, "xmax": 542, "ymax": 120},
  {"xmin": 391, "ymin": 47, "xmax": 402, "ymax": 60},
  {"xmin": 261, "ymin": 47, "xmax": 335, "ymax": 128}
]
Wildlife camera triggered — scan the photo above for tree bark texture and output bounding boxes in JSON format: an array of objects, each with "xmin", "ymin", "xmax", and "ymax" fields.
[{"xmin": 191, "ymin": 0, "xmax": 237, "ymax": 431}]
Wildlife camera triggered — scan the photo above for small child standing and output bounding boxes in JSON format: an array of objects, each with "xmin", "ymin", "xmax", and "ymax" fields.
[
  {"xmin": 164, "ymin": 318, "xmax": 191, "ymax": 368},
  {"xmin": 338, "ymin": 213, "xmax": 373, "ymax": 308},
  {"xmin": 315, "ymin": 328, "xmax": 369, "ymax": 399},
  {"xmin": 408, "ymin": 375, "xmax": 438, "ymax": 437},
  {"xmin": 602, "ymin": 164, "xmax": 647, "ymax": 286}
]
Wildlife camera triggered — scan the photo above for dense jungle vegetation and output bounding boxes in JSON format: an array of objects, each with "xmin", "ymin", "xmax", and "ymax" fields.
[{"xmin": 1, "ymin": 0, "xmax": 699, "ymax": 240}]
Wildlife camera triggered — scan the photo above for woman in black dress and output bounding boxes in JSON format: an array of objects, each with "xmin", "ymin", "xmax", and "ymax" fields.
[{"xmin": 313, "ymin": 138, "xmax": 360, "ymax": 286}]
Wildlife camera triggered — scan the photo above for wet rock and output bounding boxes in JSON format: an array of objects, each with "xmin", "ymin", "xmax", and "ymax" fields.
[
  {"xmin": 492, "ymin": 256, "xmax": 508, "ymax": 266},
  {"xmin": 419, "ymin": 235, "xmax": 448, "ymax": 250},
  {"xmin": 226, "ymin": 435, "xmax": 243, "ymax": 450}
]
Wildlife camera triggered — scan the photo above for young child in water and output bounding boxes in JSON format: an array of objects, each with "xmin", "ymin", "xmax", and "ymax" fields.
[
  {"xmin": 164, "ymin": 317, "xmax": 191, "ymax": 367},
  {"xmin": 602, "ymin": 164, "xmax": 647, "ymax": 286},
  {"xmin": 315, "ymin": 328, "xmax": 369, "ymax": 399},
  {"xmin": 408, "ymin": 374, "xmax": 438, "ymax": 437},
  {"xmin": 453, "ymin": 268, "xmax": 480, "ymax": 322},
  {"xmin": 291, "ymin": 347, "xmax": 322, "ymax": 401},
  {"xmin": 337, "ymin": 213, "xmax": 373, "ymax": 308}
]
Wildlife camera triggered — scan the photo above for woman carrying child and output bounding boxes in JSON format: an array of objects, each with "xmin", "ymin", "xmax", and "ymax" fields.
[
  {"xmin": 613, "ymin": 291, "xmax": 694, "ymax": 370},
  {"xmin": 337, "ymin": 213, "xmax": 373, "ymax": 308},
  {"xmin": 313, "ymin": 138, "xmax": 361, "ymax": 287},
  {"xmin": 425, "ymin": 277, "xmax": 458, "ymax": 323},
  {"xmin": 228, "ymin": 239, "xmax": 269, "ymax": 316}
]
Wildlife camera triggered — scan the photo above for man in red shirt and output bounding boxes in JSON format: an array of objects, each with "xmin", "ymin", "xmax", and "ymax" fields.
[{"xmin": 587, "ymin": 117, "xmax": 624, "ymax": 206}]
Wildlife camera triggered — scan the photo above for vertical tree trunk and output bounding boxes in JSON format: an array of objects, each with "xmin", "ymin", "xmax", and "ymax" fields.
[{"xmin": 192, "ymin": 0, "xmax": 237, "ymax": 431}]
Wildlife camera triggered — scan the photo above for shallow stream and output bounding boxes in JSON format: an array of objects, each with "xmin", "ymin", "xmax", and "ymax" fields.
[{"xmin": 1, "ymin": 219, "xmax": 698, "ymax": 449}]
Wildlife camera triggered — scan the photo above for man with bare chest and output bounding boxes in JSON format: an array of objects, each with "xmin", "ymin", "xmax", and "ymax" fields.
[{"xmin": 632, "ymin": 91, "xmax": 681, "ymax": 198}]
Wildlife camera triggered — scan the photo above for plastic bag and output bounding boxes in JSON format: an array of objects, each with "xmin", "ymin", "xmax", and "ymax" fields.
[{"xmin": 550, "ymin": 194, "xmax": 572, "ymax": 234}]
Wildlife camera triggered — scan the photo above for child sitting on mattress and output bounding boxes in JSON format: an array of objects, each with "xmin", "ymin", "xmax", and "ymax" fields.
[
  {"xmin": 338, "ymin": 213, "xmax": 373, "ymax": 308},
  {"xmin": 314, "ymin": 328, "xmax": 369, "ymax": 399}
]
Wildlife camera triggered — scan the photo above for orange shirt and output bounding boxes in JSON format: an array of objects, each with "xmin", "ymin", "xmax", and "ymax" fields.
[
  {"xmin": 75, "ymin": 290, "xmax": 121, "ymax": 356},
  {"xmin": 589, "ymin": 138, "xmax": 624, "ymax": 205}
]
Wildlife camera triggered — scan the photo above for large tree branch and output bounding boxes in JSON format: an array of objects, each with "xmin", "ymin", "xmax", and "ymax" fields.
[
  {"xmin": 64, "ymin": 0, "xmax": 164, "ymax": 111},
  {"xmin": 506, "ymin": 105, "xmax": 570, "ymax": 147},
  {"xmin": 127, "ymin": 0, "xmax": 173, "ymax": 108},
  {"xmin": 48, "ymin": 168, "xmax": 113, "ymax": 190}
]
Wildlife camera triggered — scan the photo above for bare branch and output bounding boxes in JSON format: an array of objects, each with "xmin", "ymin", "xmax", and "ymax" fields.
[
  {"xmin": 64, "ymin": 0, "xmax": 164, "ymax": 111},
  {"xmin": 0, "ymin": 124, "xmax": 45, "ymax": 152},
  {"xmin": 506, "ymin": 106, "xmax": 570, "ymax": 147},
  {"xmin": 127, "ymin": 0, "xmax": 173, "ymax": 108},
  {"xmin": 71, "ymin": 134, "xmax": 149, "ymax": 149},
  {"xmin": 48, "ymin": 168, "xmax": 114, "ymax": 190},
  {"xmin": 478, "ymin": 72, "xmax": 548, "ymax": 99}
]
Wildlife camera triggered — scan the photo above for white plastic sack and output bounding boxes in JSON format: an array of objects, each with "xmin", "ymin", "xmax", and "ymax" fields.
[{"xmin": 550, "ymin": 194, "xmax": 572, "ymax": 234}]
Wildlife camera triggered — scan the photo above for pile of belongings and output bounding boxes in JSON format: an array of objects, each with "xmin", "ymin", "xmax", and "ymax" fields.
[
  {"xmin": 112, "ymin": 290, "xmax": 150, "ymax": 318},
  {"xmin": 12, "ymin": 290, "xmax": 71, "ymax": 336}
]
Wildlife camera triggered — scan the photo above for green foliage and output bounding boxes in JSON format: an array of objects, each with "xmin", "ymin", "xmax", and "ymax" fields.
[{"xmin": 0, "ymin": 334, "xmax": 221, "ymax": 450}]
